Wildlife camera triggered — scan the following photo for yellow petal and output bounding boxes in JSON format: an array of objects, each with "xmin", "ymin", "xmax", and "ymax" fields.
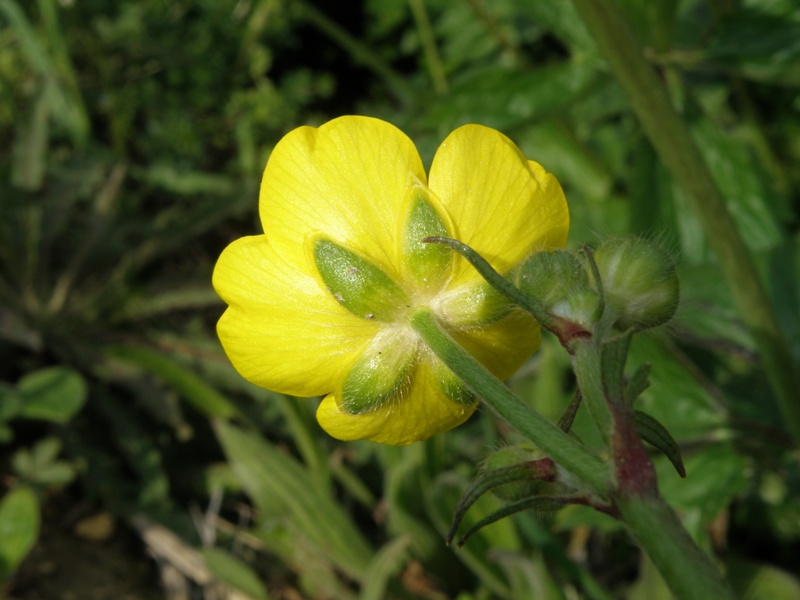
[
  {"xmin": 260, "ymin": 116, "xmax": 427, "ymax": 277},
  {"xmin": 450, "ymin": 309, "xmax": 541, "ymax": 381},
  {"xmin": 213, "ymin": 235, "xmax": 379, "ymax": 396},
  {"xmin": 428, "ymin": 125, "xmax": 569, "ymax": 289},
  {"xmin": 316, "ymin": 352, "xmax": 479, "ymax": 446}
]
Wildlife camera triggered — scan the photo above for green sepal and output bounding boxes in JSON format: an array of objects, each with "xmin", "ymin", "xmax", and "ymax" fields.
[
  {"xmin": 453, "ymin": 495, "xmax": 573, "ymax": 548},
  {"xmin": 431, "ymin": 358, "xmax": 475, "ymax": 406},
  {"xmin": 400, "ymin": 184, "xmax": 453, "ymax": 292},
  {"xmin": 423, "ymin": 236, "xmax": 554, "ymax": 327},
  {"xmin": 447, "ymin": 458, "xmax": 556, "ymax": 545},
  {"xmin": 634, "ymin": 410, "xmax": 686, "ymax": 478},
  {"xmin": 312, "ymin": 237, "xmax": 409, "ymax": 321},
  {"xmin": 626, "ymin": 362, "xmax": 652, "ymax": 407},
  {"xmin": 340, "ymin": 331, "xmax": 416, "ymax": 414},
  {"xmin": 556, "ymin": 390, "xmax": 583, "ymax": 433}
]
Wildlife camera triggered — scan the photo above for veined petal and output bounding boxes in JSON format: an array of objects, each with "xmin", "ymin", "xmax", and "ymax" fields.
[
  {"xmin": 213, "ymin": 235, "xmax": 379, "ymax": 396},
  {"xmin": 428, "ymin": 125, "xmax": 569, "ymax": 289},
  {"xmin": 317, "ymin": 351, "xmax": 479, "ymax": 446},
  {"xmin": 260, "ymin": 116, "xmax": 427, "ymax": 276}
]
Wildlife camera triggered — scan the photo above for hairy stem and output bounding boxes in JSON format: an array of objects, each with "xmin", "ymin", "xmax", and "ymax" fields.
[{"xmin": 409, "ymin": 308, "xmax": 613, "ymax": 496}]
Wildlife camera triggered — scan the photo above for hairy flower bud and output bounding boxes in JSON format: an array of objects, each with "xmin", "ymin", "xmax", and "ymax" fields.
[
  {"xmin": 592, "ymin": 237, "xmax": 679, "ymax": 331},
  {"xmin": 482, "ymin": 442, "xmax": 547, "ymax": 501},
  {"xmin": 515, "ymin": 250, "xmax": 602, "ymax": 332}
]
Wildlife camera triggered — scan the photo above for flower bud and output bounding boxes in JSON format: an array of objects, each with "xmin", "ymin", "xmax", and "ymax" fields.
[
  {"xmin": 592, "ymin": 237, "xmax": 679, "ymax": 331},
  {"xmin": 515, "ymin": 250, "xmax": 602, "ymax": 332},
  {"xmin": 482, "ymin": 442, "xmax": 546, "ymax": 501}
]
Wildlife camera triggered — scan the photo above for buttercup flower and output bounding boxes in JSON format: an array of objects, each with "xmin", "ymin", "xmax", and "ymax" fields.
[{"xmin": 213, "ymin": 116, "xmax": 568, "ymax": 445}]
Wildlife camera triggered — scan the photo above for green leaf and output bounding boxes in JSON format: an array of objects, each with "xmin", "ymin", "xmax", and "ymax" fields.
[
  {"xmin": 214, "ymin": 422, "xmax": 373, "ymax": 582},
  {"xmin": 201, "ymin": 547, "xmax": 270, "ymax": 600},
  {"xmin": 17, "ymin": 367, "xmax": 87, "ymax": 423},
  {"xmin": 634, "ymin": 410, "xmax": 685, "ymax": 478},
  {"xmin": 0, "ymin": 486, "xmax": 40, "ymax": 580}
]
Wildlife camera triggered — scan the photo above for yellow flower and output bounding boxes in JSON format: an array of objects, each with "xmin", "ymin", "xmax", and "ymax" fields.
[{"xmin": 213, "ymin": 116, "xmax": 568, "ymax": 446}]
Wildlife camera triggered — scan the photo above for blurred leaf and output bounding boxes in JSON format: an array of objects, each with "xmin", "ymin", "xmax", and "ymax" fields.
[
  {"xmin": 135, "ymin": 163, "xmax": 237, "ymax": 196},
  {"xmin": 108, "ymin": 345, "xmax": 242, "ymax": 420},
  {"xmin": 692, "ymin": 119, "xmax": 785, "ymax": 253},
  {"xmin": 94, "ymin": 394, "xmax": 170, "ymax": 507},
  {"xmin": 116, "ymin": 286, "xmax": 222, "ymax": 322},
  {"xmin": 254, "ymin": 525, "xmax": 357, "ymax": 600},
  {"xmin": 422, "ymin": 60, "xmax": 600, "ymax": 133},
  {"xmin": 656, "ymin": 443, "xmax": 748, "ymax": 542},
  {"xmin": 11, "ymin": 88, "xmax": 48, "ymax": 191},
  {"xmin": 358, "ymin": 534, "xmax": 412, "ymax": 600},
  {"xmin": 201, "ymin": 547, "xmax": 270, "ymax": 600},
  {"xmin": 553, "ymin": 504, "xmax": 622, "ymax": 534},
  {"xmin": 214, "ymin": 422, "xmax": 374, "ymax": 581},
  {"xmin": 17, "ymin": 367, "xmax": 87, "ymax": 423},
  {"xmin": 704, "ymin": 4, "xmax": 800, "ymax": 85},
  {"xmin": 494, "ymin": 551, "xmax": 565, "ymax": 600},
  {"xmin": 0, "ymin": 383, "xmax": 22, "ymax": 422},
  {"xmin": 516, "ymin": 119, "xmax": 613, "ymax": 201},
  {"xmin": 12, "ymin": 436, "xmax": 76, "ymax": 487},
  {"xmin": 627, "ymin": 556, "xmax": 673, "ymax": 600},
  {"xmin": 510, "ymin": 0, "xmax": 597, "ymax": 57},
  {"xmin": 0, "ymin": 486, "xmax": 40, "ymax": 580},
  {"xmin": 629, "ymin": 336, "xmax": 727, "ymax": 441},
  {"xmin": 675, "ymin": 262, "xmax": 755, "ymax": 352},
  {"xmin": 427, "ymin": 471, "xmax": 522, "ymax": 598},
  {"xmin": 727, "ymin": 558, "xmax": 800, "ymax": 600}
]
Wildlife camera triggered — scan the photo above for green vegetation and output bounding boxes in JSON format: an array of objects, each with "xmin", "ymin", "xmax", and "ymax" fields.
[{"xmin": 2, "ymin": 0, "xmax": 799, "ymax": 598}]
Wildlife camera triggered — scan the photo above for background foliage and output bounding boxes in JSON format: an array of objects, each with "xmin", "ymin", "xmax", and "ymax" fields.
[{"xmin": 1, "ymin": 0, "xmax": 799, "ymax": 598}]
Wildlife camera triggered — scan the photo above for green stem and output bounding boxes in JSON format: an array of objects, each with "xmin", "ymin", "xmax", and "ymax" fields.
[
  {"xmin": 571, "ymin": 341, "xmax": 613, "ymax": 445},
  {"xmin": 617, "ymin": 495, "xmax": 736, "ymax": 600},
  {"xmin": 571, "ymin": 0, "xmax": 800, "ymax": 447},
  {"xmin": 409, "ymin": 308, "xmax": 613, "ymax": 497},
  {"xmin": 408, "ymin": 0, "xmax": 448, "ymax": 94}
]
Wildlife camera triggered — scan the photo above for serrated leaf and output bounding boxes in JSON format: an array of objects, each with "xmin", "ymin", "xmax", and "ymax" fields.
[{"xmin": 634, "ymin": 410, "xmax": 685, "ymax": 478}]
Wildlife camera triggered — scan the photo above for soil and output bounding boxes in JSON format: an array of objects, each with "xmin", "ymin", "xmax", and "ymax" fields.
[{"xmin": 5, "ymin": 499, "xmax": 162, "ymax": 600}]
